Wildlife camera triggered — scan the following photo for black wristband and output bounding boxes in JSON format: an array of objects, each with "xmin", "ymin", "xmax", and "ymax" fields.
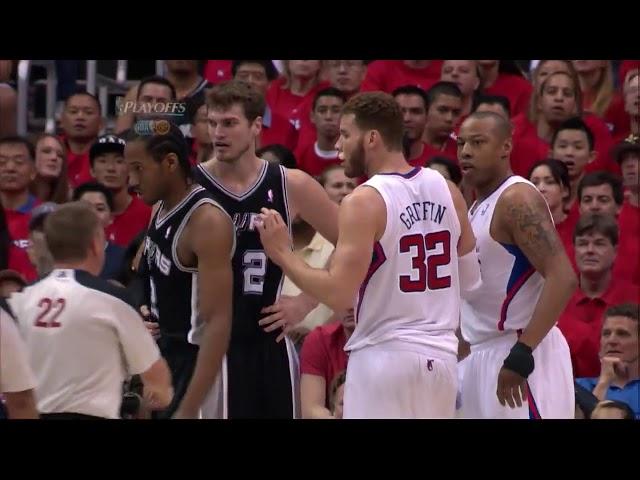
[{"xmin": 503, "ymin": 342, "xmax": 535, "ymax": 378}]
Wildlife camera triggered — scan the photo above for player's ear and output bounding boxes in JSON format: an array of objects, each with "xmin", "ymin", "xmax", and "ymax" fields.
[
  {"xmin": 252, "ymin": 116, "xmax": 263, "ymax": 136},
  {"xmin": 502, "ymin": 138, "xmax": 513, "ymax": 160},
  {"xmin": 165, "ymin": 152, "xmax": 178, "ymax": 172}
]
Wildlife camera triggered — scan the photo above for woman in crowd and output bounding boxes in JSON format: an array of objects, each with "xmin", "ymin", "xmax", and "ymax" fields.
[{"xmin": 30, "ymin": 134, "xmax": 69, "ymax": 204}]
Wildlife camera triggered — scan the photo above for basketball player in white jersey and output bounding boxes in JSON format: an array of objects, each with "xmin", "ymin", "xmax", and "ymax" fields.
[
  {"xmin": 8, "ymin": 202, "xmax": 174, "ymax": 419},
  {"xmin": 457, "ymin": 112, "xmax": 577, "ymax": 419},
  {"xmin": 259, "ymin": 92, "xmax": 480, "ymax": 418}
]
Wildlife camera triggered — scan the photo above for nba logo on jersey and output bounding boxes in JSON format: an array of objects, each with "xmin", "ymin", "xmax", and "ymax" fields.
[
  {"xmin": 267, "ymin": 189, "xmax": 274, "ymax": 203},
  {"xmin": 165, "ymin": 226, "xmax": 172, "ymax": 239},
  {"xmin": 481, "ymin": 203, "xmax": 490, "ymax": 216},
  {"xmin": 56, "ymin": 270, "xmax": 69, "ymax": 279}
]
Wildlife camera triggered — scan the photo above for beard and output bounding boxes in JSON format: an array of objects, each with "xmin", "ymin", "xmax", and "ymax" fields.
[
  {"xmin": 216, "ymin": 140, "xmax": 253, "ymax": 164},
  {"xmin": 344, "ymin": 138, "xmax": 366, "ymax": 178}
]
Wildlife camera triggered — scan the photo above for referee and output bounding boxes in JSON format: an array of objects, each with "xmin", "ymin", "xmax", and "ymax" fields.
[{"xmin": 8, "ymin": 202, "xmax": 173, "ymax": 419}]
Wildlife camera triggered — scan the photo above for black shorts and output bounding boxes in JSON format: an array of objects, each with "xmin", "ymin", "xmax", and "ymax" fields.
[
  {"xmin": 206, "ymin": 334, "xmax": 299, "ymax": 419},
  {"xmin": 152, "ymin": 337, "xmax": 199, "ymax": 420}
]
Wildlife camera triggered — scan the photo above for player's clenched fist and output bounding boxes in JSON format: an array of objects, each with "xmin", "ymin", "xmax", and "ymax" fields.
[{"xmin": 257, "ymin": 208, "xmax": 292, "ymax": 265}]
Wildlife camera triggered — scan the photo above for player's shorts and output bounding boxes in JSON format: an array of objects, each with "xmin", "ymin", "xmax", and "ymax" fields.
[
  {"xmin": 153, "ymin": 337, "xmax": 199, "ymax": 420},
  {"xmin": 458, "ymin": 326, "xmax": 574, "ymax": 419},
  {"xmin": 201, "ymin": 334, "xmax": 300, "ymax": 419},
  {"xmin": 343, "ymin": 340, "xmax": 457, "ymax": 419}
]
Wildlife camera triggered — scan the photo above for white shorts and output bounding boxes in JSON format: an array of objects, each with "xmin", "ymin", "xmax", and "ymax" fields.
[
  {"xmin": 343, "ymin": 341, "xmax": 457, "ymax": 419},
  {"xmin": 458, "ymin": 326, "xmax": 574, "ymax": 419}
]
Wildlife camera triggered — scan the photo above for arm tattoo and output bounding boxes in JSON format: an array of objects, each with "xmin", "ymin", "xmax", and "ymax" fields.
[{"xmin": 505, "ymin": 199, "xmax": 561, "ymax": 258}]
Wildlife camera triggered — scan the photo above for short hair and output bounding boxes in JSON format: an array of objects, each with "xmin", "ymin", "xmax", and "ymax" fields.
[
  {"xmin": 72, "ymin": 181, "xmax": 115, "ymax": 212},
  {"xmin": 341, "ymin": 92, "xmax": 404, "ymax": 152},
  {"xmin": 137, "ymin": 76, "xmax": 177, "ymax": 101},
  {"xmin": 427, "ymin": 156, "xmax": 462, "ymax": 185},
  {"xmin": 473, "ymin": 94, "xmax": 512, "ymax": 117},
  {"xmin": 391, "ymin": 85, "xmax": 429, "ymax": 109},
  {"xmin": 0, "ymin": 135, "xmax": 35, "ymax": 161},
  {"xmin": 28, "ymin": 202, "xmax": 58, "ymax": 233},
  {"xmin": 577, "ymin": 171, "xmax": 624, "ymax": 206},
  {"xmin": 64, "ymin": 91, "xmax": 102, "ymax": 113},
  {"xmin": 527, "ymin": 158, "xmax": 571, "ymax": 202},
  {"xmin": 44, "ymin": 202, "xmax": 101, "ymax": 263},
  {"xmin": 312, "ymin": 87, "xmax": 347, "ymax": 111},
  {"xmin": 592, "ymin": 400, "xmax": 635, "ymax": 420},
  {"xmin": 573, "ymin": 213, "xmax": 619, "ymax": 246},
  {"xmin": 231, "ymin": 60, "xmax": 279, "ymax": 82},
  {"xmin": 604, "ymin": 303, "xmax": 639, "ymax": 324},
  {"xmin": 318, "ymin": 164, "xmax": 347, "ymax": 187},
  {"xmin": 425, "ymin": 81, "xmax": 463, "ymax": 110},
  {"xmin": 128, "ymin": 120, "xmax": 191, "ymax": 178},
  {"xmin": 206, "ymin": 80, "xmax": 266, "ymax": 124},
  {"xmin": 256, "ymin": 144, "xmax": 297, "ymax": 169},
  {"xmin": 551, "ymin": 117, "xmax": 595, "ymax": 151},
  {"xmin": 464, "ymin": 111, "xmax": 513, "ymax": 139}
]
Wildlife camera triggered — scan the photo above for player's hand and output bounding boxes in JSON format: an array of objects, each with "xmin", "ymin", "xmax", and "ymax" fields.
[
  {"xmin": 257, "ymin": 208, "xmax": 291, "ymax": 265},
  {"xmin": 496, "ymin": 367, "xmax": 528, "ymax": 409},
  {"xmin": 599, "ymin": 356, "xmax": 627, "ymax": 385},
  {"xmin": 259, "ymin": 294, "xmax": 314, "ymax": 343},
  {"xmin": 140, "ymin": 305, "xmax": 161, "ymax": 340}
]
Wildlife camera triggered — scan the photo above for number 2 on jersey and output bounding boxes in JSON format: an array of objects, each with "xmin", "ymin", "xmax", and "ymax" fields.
[
  {"xmin": 243, "ymin": 250, "xmax": 267, "ymax": 294},
  {"xmin": 34, "ymin": 298, "xmax": 66, "ymax": 328},
  {"xmin": 399, "ymin": 231, "xmax": 451, "ymax": 292}
]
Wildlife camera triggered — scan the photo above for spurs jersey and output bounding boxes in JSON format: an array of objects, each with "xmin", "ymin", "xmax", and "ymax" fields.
[
  {"xmin": 144, "ymin": 186, "xmax": 231, "ymax": 345},
  {"xmin": 461, "ymin": 176, "xmax": 546, "ymax": 345},
  {"xmin": 192, "ymin": 161, "xmax": 291, "ymax": 340},
  {"xmin": 345, "ymin": 166, "xmax": 461, "ymax": 358}
]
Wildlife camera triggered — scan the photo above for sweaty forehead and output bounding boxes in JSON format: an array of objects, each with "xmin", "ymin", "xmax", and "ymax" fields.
[
  {"xmin": 460, "ymin": 116, "xmax": 498, "ymax": 137},
  {"xmin": 208, "ymin": 104, "xmax": 246, "ymax": 120}
]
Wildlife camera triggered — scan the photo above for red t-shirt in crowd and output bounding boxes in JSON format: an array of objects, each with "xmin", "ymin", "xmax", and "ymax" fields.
[
  {"xmin": 557, "ymin": 277, "xmax": 640, "ymax": 377},
  {"xmin": 294, "ymin": 142, "xmax": 341, "ymax": 177},
  {"xmin": 60, "ymin": 136, "xmax": 95, "ymax": 189},
  {"xmin": 105, "ymin": 194, "xmax": 151, "ymax": 248},
  {"xmin": 203, "ymin": 60, "xmax": 232, "ymax": 85},
  {"xmin": 615, "ymin": 202, "xmax": 640, "ymax": 286},
  {"xmin": 267, "ymin": 78, "xmax": 329, "ymax": 131},
  {"xmin": 410, "ymin": 138, "xmax": 459, "ymax": 168},
  {"xmin": 4, "ymin": 195, "xmax": 40, "ymax": 282},
  {"xmin": 361, "ymin": 60, "xmax": 443, "ymax": 94},
  {"xmin": 260, "ymin": 107, "xmax": 298, "ymax": 152},
  {"xmin": 483, "ymin": 73, "xmax": 533, "ymax": 117},
  {"xmin": 602, "ymin": 94, "xmax": 629, "ymax": 138},
  {"xmin": 300, "ymin": 321, "xmax": 349, "ymax": 401}
]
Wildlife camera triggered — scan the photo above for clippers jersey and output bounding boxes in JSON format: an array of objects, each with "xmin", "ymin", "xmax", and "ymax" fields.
[
  {"xmin": 461, "ymin": 176, "xmax": 546, "ymax": 345},
  {"xmin": 144, "ymin": 186, "xmax": 230, "ymax": 345},
  {"xmin": 192, "ymin": 160, "xmax": 291, "ymax": 340},
  {"xmin": 345, "ymin": 167, "xmax": 461, "ymax": 358}
]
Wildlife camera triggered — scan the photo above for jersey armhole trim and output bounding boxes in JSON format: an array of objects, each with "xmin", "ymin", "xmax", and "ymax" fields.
[
  {"xmin": 280, "ymin": 165, "xmax": 293, "ymax": 239},
  {"xmin": 171, "ymin": 198, "xmax": 235, "ymax": 273},
  {"xmin": 359, "ymin": 183, "xmax": 389, "ymax": 245}
]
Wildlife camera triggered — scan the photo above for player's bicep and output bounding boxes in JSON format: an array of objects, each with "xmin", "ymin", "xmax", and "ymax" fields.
[
  {"xmin": 328, "ymin": 190, "xmax": 380, "ymax": 302},
  {"xmin": 191, "ymin": 206, "xmax": 235, "ymax": 322},
  {"xmin": 288, "ymin": 169, "xmax": 340, "ymax": 245},
  {"xmin": 501, "ymin": 186, "xmax": 566, "ymax": 277},
  {"xmin": 446, "ymin": 180, "xmax": 475, "ymax": 256}
]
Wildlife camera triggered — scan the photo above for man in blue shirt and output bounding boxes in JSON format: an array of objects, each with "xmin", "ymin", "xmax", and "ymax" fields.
[
  {"xmin": 72, "ymin": 182, "xmax": 125, "ymax": 281},
  {"xmin": 576, "ymin": 303, "xmax": 640, "ymax": 419}
]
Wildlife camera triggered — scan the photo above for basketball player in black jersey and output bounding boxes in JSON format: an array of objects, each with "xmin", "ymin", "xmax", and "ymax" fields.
[
  {"xmin": 191, "ymin": 81, "xmax": 339, "ymax": 418},
  {"xmin": 126, "ymin": 121, "xmax": 235, "ymax": 419}
]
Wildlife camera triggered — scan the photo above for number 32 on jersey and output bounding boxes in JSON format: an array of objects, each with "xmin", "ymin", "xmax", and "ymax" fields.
[{"xmin": 399, "ymin": 230, "xmax": 451, "ymax": 292}]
